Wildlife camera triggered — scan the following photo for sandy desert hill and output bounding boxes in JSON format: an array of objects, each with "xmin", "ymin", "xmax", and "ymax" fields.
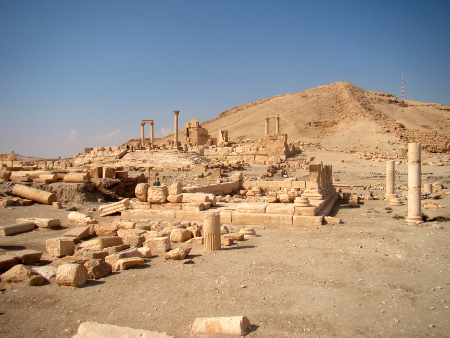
[{"xmin": 156, "ymin": 81, "xmax": 450, "ymax": 155}]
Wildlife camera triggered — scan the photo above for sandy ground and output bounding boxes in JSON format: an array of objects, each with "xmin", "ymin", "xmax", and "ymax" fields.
[{"xmin": 1, "ymin": 149, "xmax": 450, "ymax": 337}]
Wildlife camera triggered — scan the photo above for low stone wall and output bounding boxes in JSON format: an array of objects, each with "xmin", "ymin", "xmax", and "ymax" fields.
[
  {"xmin": 242, "ymin": 180, "xmax": 309, "ymax": 192},
  {"xmin": 183, "ymin": 181, "xmax": 241, "ymax": 195}
]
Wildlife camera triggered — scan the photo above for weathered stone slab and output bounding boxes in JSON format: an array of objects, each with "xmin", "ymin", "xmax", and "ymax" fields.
[
  {"xmin": 292, "ymin": 215, "xmax": 323, "ymax": 227},
  {"xmin": 165, "ymin": 246, "xmax": 191, "ymax": 260},
  {"xmin": 78, "ymin": 236, "xmax": 122, "ymax": 250},
  {"xmin": 167, "ymin": 194, "xmax": 183, "ymax": 203},
  {"xmin": 102, "ymin": 244, "xmax": 130, "ymax": 255},
  {"xmin": 0, "ymin": 255, "xmax": 19, "ymax": 273},
  {"xmin": 51, "ymin": 256, "xmax": 88, "ymax": 268},
  {"xmin": 182, "ymin": 202, "xmax": 205, "ymax": 211},
  {"xmin": 122, "ymin": 235, "xmax": 145, "ymax": 248},
  {"xmin": 74, "ymin": 248, "xmax": 109, "ymax": 260},
  {"xmin": 236, "ymin": 203, "xmax": 268, "ymax": 214},
  {"xmin": 74, "ymin": 321, "xmax": 175, "ymax": 338},
  {"xmin": 94, "ymin": 223, "xmax": 119, "ymax": 236},
  {"xmin": 265, "ymin": 204, "xmax": 295, "ymax": 215},
  {"xmin": 12, "ymin": 249, "xmax": 43, "ymax": 265},
  {"xmin": 174, "ymin": 211, "xmax": 204, "ymax": 221},
  {"xmin": 114, "ymin": 257, "xmax": 145, "ymax": 271},
  {"xmin": 64, "ymin": 226, "xmax": 91, "ymax": 240},
  {"xmin": 170, "ymin": 229, "xmax": 192, "ymax": 243}
]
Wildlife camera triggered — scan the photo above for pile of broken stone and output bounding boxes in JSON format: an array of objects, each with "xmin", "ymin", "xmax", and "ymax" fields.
[{"xmin": 0, "ymin": 207, "xmax": 253, "ymax": 288}]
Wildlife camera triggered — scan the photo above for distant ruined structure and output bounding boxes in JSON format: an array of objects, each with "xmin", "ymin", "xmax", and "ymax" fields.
[{"xmin": 185, "ymin": 119, "xmax": 216, "ymax": 146}]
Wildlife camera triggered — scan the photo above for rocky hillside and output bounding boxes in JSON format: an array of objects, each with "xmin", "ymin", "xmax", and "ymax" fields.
[{"xmin": 157, "ymin": 81, "xmax": 450, "ymax": 154}]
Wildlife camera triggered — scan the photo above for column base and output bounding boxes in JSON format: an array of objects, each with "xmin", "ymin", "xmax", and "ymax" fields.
[{"xmin": 406, "ymin": 215, "xmax": 424, "ymax": 224}]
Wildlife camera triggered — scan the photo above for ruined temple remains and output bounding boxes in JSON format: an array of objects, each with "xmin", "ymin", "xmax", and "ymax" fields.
[
  {"xmin": 140, "ymin": 120, "xmax": 154, "ymax": 149},
  {"xmin": 185, "ymin": 119, "xmax": 216, "ymax": 146}
]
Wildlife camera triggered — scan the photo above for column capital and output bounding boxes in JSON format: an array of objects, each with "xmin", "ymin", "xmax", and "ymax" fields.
[{"xmin": 173, "ymin": 110, "xmax": 180, "ymax": 115}]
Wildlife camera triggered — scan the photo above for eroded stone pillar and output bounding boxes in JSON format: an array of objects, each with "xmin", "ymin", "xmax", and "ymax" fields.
[
  {"xmin": 140, "ymin": 123, "xmax": 145, "ymax": 147},
  {"xmin": 302, "ymin": 163, "xmax": 324, "ymax": 200},
  {"xmin": 265, "ymin": 118, "xmax": 269, "ymax": 136},
  {"xmin": 203, "ymin": 212, "xmax": 221, "ymax": 252},
  {"xmin": 385, "ymin": 160, "xmax": 395, "ymax": 199},
  {"xmin": 150, "ymin": 121, "xmax": 154, "ymax": 148},
  {"xmin": 173, "ymin": 110, "xmax": 179, "ymax": 149},
  {"xmin": 407, "ymin": 143, "xmax": 423, "ymax": 224},
  {"xmin": 275, "ymin": 116, "xmax": 280, "ymax": 135}
]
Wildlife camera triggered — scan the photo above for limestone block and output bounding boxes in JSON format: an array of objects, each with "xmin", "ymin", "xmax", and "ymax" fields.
[
  {"xmin": 46, "ymin": 237, "xmax": 75, "ymax": 257},
  {"xmin": 117, "ymin": 229, "xmax": 147, "ymax": 238},
  {"xmin": 265, "ymin": 204, "xmax": 295, "ymax": 215},
  {"xmin": 51, "ymin": 256, "xmax": 88, "ymax": 269},
  {"xmin": 183, "ymin": 202, "xmax": 205, "ymax": 211},
  {"xmin": 187, "ymin": 237, "xmax": 204, "ymax": 244},
  {"xmin": 78, "ymin": 236, "xmax": 123, "ymax": 250},
  {"xmin": 147, "ymin": 186, "xmax": 168, "ymax": 203},
  {"xmin": 182, "ymin": 193, "xmax": 210, "ymax": 203},
  {"xmin": 114, "ymin": 171, "xmax": 128, "ymax": 179},
  {"xmin": 74, "ymin": 248, "xmax": 109, "ymax": 260},
  {"xmin": 113, "ymin": 220, "xmax": 136, "ymax": 229},
  {"xmin": 167, "ymin": 194, "xmax": 183, "ymax": 203},
  {"xmin": 292, "ymin": 215, "xmax": 323, "ymax": 227},
  {"xmin": 219, "ymin": 210, "xmax": 233, "ymax": 223},
  {"xmin": 98, "ymin": 199, "xmax": 130, "ymax": 217},
  {"xmin": 63, "ymin": 173, "xmax": 90, "ymax": 183},
  {"xmin": 223, "ymin": 233, "xmax": 245, "ymax": 241},
  {"xmin": 236, "ymin": 203, "xmax": 268, "ymax": 214},
  {"xmin": 115, "ymin": 257, "xmax": 145, "ymax": 271},
  {"xmin": 103, "ymin": 167, "xmax": 115, "ymax": 178},
  {"xmin": 75, "ymin": 321, "xmax": 175, "ymax": 338},
  {"xmin": 0, "ymin": 264, "xmax": 45, "ymax": 286},
  {"xmin": 142, "ymin": 231, "xmax": 160, "ymax": 241},
  {"xmin": 0, "ymin": 255, "xmax": 19, "ymax": 273},
  {"xmin": 143, "ymin": 237, "xmax": 171, "ymax": 254},
  {"xmin": 12, "ymin": 250, "xmax": 43, "ymax": 265},
  {"xmin": 169, "ymin": 182, "xmax": 182, "ymax": 195},
  {"xmin": 31, "ymin": 266, "xmax": 57, "ymax": 280},
  {"xmin": 135, "ymin": 183, "xmax": 149, "ymax": 202},
  {"xmin": 63, "ymin": 226, "xmax": 91, "ymax": 240},
  {"xmin": 56, "ymin": 263, "xmax": 88, "ymax": 287},
  {"xmin": 191, "ymin": 316, "xmax": 252, "ymax": 336},
  {"xmin": 84, "ymin": 259, "xmax": 112, "ymax": 279},
  {"xmin": 278, "ymin": 194, "xmax": 293, "ymax": 203},
  {"xmin": 187, "ymin": 225, "xmax": 202, "ymax": 237},
  {"xmin": 94, "ymin": 223, "xmax": 119, "ymax": 236},
  {"xmin": 150, "ymin": 203, "xmax": 183, "ymax": 210},
  {"xmin": 16, "ymin": 217, "xmax": 60, "ymax": 228},
  {"xmin": 221, "ymin": 237, "xmax": 234, "ymax": 246},
  {"xmin": 105, "ymin": 248, "xmax": 142, "ymax": 268},
  {"xmin": 165, "ymin": 246, "xmax": 191, "ymax": 260},
  {"xmin": 0, "ymin": 222, "xmax": 35, "ymax": 236},
  {"xmin": 324, "ymin": 216, "xmax": 343, "ymax": 224},
  {"xmin": 123, "ymin": 235, "xmax": 145, "ymax": 248},
  {"xmin": 12, "ymin": 184, "xmax": 57, "ymax": 205},
  {"xmin": 102, "ymin": 244, "xmax": 130, "ymax": 255},
  {"xmin": 90, "ymin": 166, "xmax": 103, "ymax": 179},
  {"xmin": 0, "ymin": 170, "xmax": 11, "ymax": 181},
  {"xmin": 231, "ymin": 172, "xmax": 244, "ymax": 182},
  {"xmin": 130, "ymin": 201, "xmax": 151, "ymax": 209},
  {"xmin": 138, "ymin": 247, "xmax": 152, "ymax": 258},
  {"xmin": 175, "ymin": 210, "xmax": 204, "ymax": 221},
  {"xmin": 170, "ymin": 229, "xmax": 193, "ymax": 243},
  {"xmin": 294, "ymin": 206, "xmax": 316, "ymax": 216}
]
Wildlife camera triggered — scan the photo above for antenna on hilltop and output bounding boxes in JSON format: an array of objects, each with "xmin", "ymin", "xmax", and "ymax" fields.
[{"xmin": 401, "ymin": 73, "xmax": 405, "ymax": 100}]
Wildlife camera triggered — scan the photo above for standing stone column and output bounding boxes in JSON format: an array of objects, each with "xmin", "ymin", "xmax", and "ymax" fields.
[
  {"xmin": 150, "ymin": 121, "xmax": 154, "ymax": 149},
  {"xmin": 265, "ymin": 118, "xmax": 269, "ymax": 136},
  {"xmin": 407, "ymin": 143, "xmax": 423, "ymax": 224},
  {"xmin": 203, "ymin": 212, "xmax": 221, "ymax": 252},
  {"xmin": 275, "ymin": 116, "xmax": 280, "ymax": 135},
  {"xmin": 173, "ymin": 110, "xmax": 179, "ymax": 149},
  {"xmin": 385, "ymin": 160, "xmax": 395, "ymax": 199},
  {"xmin": 140, "ymin": 122, "xmax": 145, "ymax": 147}
]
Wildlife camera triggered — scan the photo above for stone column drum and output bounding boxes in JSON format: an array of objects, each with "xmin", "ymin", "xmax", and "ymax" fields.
[
  {"xmin": 385, "ymin": 160, "xmax": 395, "ymax": 199},
  {"xmin": 203, "ymin": 212, "xmax": 221, "ymax": 252},
  {"xmin": 407, "ymin": 143, "xmax": 423, "ymax": 224},
  {"xmin": 173, "ymin": 110, "xmax": 179, "ymax": 149},
  {"xmin": 12, "ymin": 184, "xmax": 57, "ymax": 205}
]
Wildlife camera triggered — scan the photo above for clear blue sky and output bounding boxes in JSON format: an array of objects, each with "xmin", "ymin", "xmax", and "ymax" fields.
[{"xmin": 1, "ymin": 0, "xmax": 449, "ymax": 158}]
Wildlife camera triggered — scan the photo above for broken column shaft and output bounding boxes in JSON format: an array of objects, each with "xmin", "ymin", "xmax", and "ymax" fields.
[
  {"xmin": 385, "ymin": 160, "xmax": 395, "ymax": 199},
  {"xmin": 407, "ymin": 143, "xmax": 423, "ymax": 224},
  {"xmin": 173, "ymin": 110, "xmax": 179, "ymax": 150},
  {"xmin": 203, "ymin": 212, "xmax": 221, "ymax": 252}
]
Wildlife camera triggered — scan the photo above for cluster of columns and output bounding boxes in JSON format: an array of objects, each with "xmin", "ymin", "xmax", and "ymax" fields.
[
  {"xmin": 140, "ymin": 120, "xmax": 154, "ymax": 149},
  {"xmin": 302, "ymin": 163, "xmax": 334, "ymax": 200},
  {"xmin": 385, "ymin": 143, "xmax": 423, "ymax": 224},
  {"xmin": 265, "ymin": 115, "xmax": 280, "ymax": 136}
]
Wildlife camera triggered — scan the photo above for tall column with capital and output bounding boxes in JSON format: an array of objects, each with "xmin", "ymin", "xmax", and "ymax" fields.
[
  {"xmin": 150, "ymin": 120, "xmax": 154, "ymax": 149},
  {"xmin": 173, "ymin": 110, "xmax": 179, "ymax": 149},
  {"xmin": 407, "ymin": 143, "xmax": 423, "ymax": 224},
  {"xmin": 140, "ymin": 123, "xmax": 145, "ymax": 147}
]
